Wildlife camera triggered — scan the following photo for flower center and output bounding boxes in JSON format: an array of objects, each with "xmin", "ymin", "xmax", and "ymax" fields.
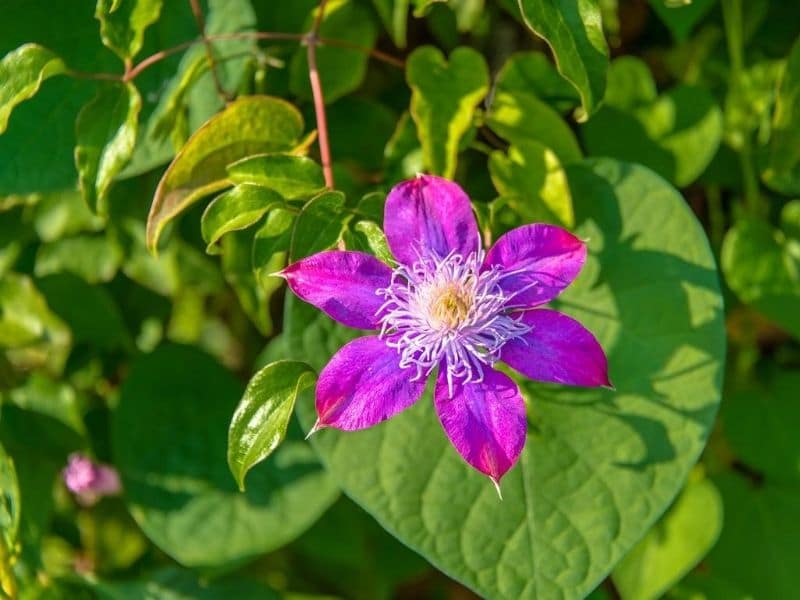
[{"xmin": 375, "ymin": 251, "xmax": 531, "ymax": 396}]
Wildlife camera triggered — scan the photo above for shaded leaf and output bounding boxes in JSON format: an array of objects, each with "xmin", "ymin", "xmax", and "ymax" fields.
[
  {"xmin": 201, "ymin": 184, "xmax": 284, "ymax": 253},
  {"xmin": 35, "ymin": 234, "xmax": 123, "ymax": 283},
  {"xmin": 406, "ymin": 46, "xmax": 489, "ymax": 178},
  {"xmin": 495, "ymin": 51, "xmax": 579, "ymax": 113},
  {"xmin": 95, "ymin": 0, "xmax": 163, "ymax": 61},
  {"xmin": 517, "ymin": 0, "xmax": 609, "ymax": 118},
  {"xmin": 372, "ymin": 0, "xmax": 410, "ymax": 47},
  {"xmin": 0, "ymin": 43, "xmax": 66, "ymax": 134},
  {"xmin": 252, "ymin": 208, "xmax": 295, "ymax": 287},
  {"xmin": 648, "ymin": 0, "xmax": 715, "ymax": 41},
  {"xmin": 227, "ymin": 154, "xmax": 326, "ymax": 200},
  {"xmin": 291, "ymin": 191, "xmax": 350, "ymax": 260},
  {"xmin": 228, "ymin": 361, "xmax": 317, "ymax": 491},
  {"xmin": 146, "ymin": 95, "xmax": 305, "ymax": 253},
  {"xmin": 112, "ymin": 345, "xmax": 339, "ymax": 569},
  {"xmin": 0, "ymin": 443, "xmax": 20, "ymax": 550}
]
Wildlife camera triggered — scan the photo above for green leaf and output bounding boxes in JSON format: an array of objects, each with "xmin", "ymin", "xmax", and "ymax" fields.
[
  {"xmin": 291, "ymin": 191, "xmax": 350, "ymax": 260},
  {"xmin": 252, "ymin": 208, "xmax": 295, "ymax": 287},
  {"xmin": 721, "ymin": 215, "xmax": 800, "ymax": 338},
  {"xmin": 95, "ymin": 0, "xmax": 163, "ymax": 61},
  {"xmin": 112, "ymin": 345, "xmax": 339, "ymax": 569},
  {"xmin": 94, "ymin": 567, "xmax": 281, "ymax": 599},
  {"xmin": 582, "ymin": 57, "xmax": 723, "ymax": 187},
  {"xmin": 489, "ymin": 140, "xmax": 574, "ymax": 227},
  {"xmin": 228, "ymin": 361, "xmax": 317, "ymax": 491},
  {"xmin": 762, "ymin": 36, "xmax": 800, "ymax": 196},
  {"xmin": 75, "ymin": 82, "xmax": 141, "ymax": 214},
  {"xmin": 371, "ymin": 0, "xmax": 410, "ymax": 47},
  {"xmin": 612, "ymin": 469, "xmax": 723, "ymax": 600},
  {"xmin": 32, "ymin": 189, "xmax": 103, "ymax": 242},
  {"xmin": 351, "ymin": 221, "xmax": 394, "ymax": 264},
  {"xmin": 0, "ymin": 443, "xmax": 20, "ymax": 550},
  {"xmin": 486, "ymin": 89, "xmax": 583, "ymax": 164},
  {"xmin": 648, "ymin": 0, "xmax": 715, "ymax": 41},
  {"xmin": 227, "ymin": 154, "xmax": 326, "ymax": 200},
  {"xmin": 291, "ymin": 158, "xmax": 725, "ymax": 598},
  {"xmin": 406, "ymin": 46, "xmax": 489, "ymax": 178},
  {"xmin": 35, "ymin": 234, "xmax": 123, "ymax": 283},
  {"xmin": 494, "ymin": 51, "xmax": 579, "ymax": 113},
  {"xmin": 146, "ymin": 95, "xmax": 306, "ymax": 253},
  {"xmin": 0, "ymin": 43, "xmax": 66, "ymax": 134},
  {"xmin": 289, "ymin": 0, "xmax": 379, "ymax": 103},
  {"xmin": 517, "ymin": 0, "xmax": 609, "ymax": 118},
  {"xmin": 201, "ymin": 184, "xmax": 285, "ymax": 253}
]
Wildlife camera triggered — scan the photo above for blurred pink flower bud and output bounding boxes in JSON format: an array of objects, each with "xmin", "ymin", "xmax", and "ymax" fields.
[{"xmin": 63, "ymin": 453, "xmax": 121, "ymax": 505}]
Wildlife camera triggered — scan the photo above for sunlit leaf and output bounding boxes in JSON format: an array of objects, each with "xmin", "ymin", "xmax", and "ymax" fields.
[
  {"xmin": 201, "ymin": 184, "xmax": 284, "ymax": 253},
  {"xmin": 406, "ymin": 46, "xmax": 489, "ymax": 178},
  {"xmin": 291, "ymin": 191, "xmax": 350, "ymax": 260},
  {"xmin": 95, "ymin": 0, "xmax": 163, "ymax": 61},
  {"xmin": 228, "ymin": 361, "xmax": 317, "ymax": 491},
  {"xmin": 227, "ymin": 154, "xmax": 326, "ymax": 200}
]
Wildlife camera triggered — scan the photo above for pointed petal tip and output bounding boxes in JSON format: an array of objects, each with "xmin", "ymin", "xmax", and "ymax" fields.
[
  {"xmin": 305, "ymin": 420, "xmax": 324, "ymax": 440},
  {"xmin": 491, "ymin": 477, "xmax": 503, "ymax": 501}
]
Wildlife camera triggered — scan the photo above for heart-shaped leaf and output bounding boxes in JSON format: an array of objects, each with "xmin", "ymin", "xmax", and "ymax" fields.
[
  {"xmin": 146, "ymin": 95, "xmax": 306, "ymax": 253},
  {"xmin": 227, "ymin": 360, "xmax": 317, "ymax": 491},
  {"xmin": 517, "ymin": 0, "xmax": 609, "ymax": 118},
  {"xmin": 0, "ymin": 43, "xmax": 66, "ymax": 134},
  {"xmin": 582, "ymin": 57, "xmax": 722, "ymax": 187},
  {"xmin": 289, "ymin": 158, "xmax": 725, "ymax": 598},
  {"xmin": 721, "ymin": 210, "xmax": 800, "ymax": 339},
  {"xmin": 113, "ymin": 345, "xmax": 339, "ymax": 569},
  {"xmin": 406, "ymin": 46, "xmax": 489, "ymax": 178}
]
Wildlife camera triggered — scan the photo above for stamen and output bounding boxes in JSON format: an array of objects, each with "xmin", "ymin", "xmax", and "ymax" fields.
[{"xmin": 375, "ymin": 250, "xmax": 531, "ymax": 396}]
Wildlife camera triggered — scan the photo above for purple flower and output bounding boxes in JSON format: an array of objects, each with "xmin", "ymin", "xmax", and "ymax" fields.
[
  {"xmin": 63, "ymin": 453, "xmax": 121, "ymax": 505},
  {"xmin": 283, "ymin": 175, "xmax": 610, "ymax": 493}
]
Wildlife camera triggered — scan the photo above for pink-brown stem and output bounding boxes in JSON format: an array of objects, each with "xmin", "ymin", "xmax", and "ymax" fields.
[{"xmin": 307, "ymin": 0, "xmax": 334, "ymax": 188}]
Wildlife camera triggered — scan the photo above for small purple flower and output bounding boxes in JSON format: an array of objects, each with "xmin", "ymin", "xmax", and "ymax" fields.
[
  {"xmin": 283, "ymin": 175, "xmax": 610, "ymax": 493},
  {"xmin": 63, "ymin": 453, "xmax": 121, "ymax": 505}
]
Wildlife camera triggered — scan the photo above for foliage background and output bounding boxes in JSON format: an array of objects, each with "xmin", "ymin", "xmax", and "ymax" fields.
[{"xmin": 0, "ymin": 0, "xmax": 798, "ymax": 598}]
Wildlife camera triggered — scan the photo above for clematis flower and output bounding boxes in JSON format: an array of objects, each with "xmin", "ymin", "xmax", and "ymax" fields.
[
  {"xmin": 282, "ymin": 175, "xmax": 610, "ymax": 495},
  {"xmin": 63, "ymin": 453, "xmax": 122, "ymax": 506}
]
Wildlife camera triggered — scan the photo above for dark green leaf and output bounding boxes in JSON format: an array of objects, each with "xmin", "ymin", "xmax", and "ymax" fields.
[
  {"xmin": 0, "ymin": 443, "xmax": 20, "ymax": 550},
  {"xmin": 0, "ymin": 43, "xmax": 66, "ymax": 134},
  {"xmin": 406, "ymin": 46, "xmax": 489, "ymax": 177},
  {"xmin": 95, "ymin": 0, "xmax": 163, "ymax": 61},
  {"xmin": 94, "ymin": 568, "xmax": 281, "ymax": 599},
  {"xmin": 252, "ymin": 208, "xmax": 295, "ymax": 287},
  {"xmin": 371, "ymin": 0, "xmax": 410, "ymax": 47},
  {"xmin": 201, "ymin": 184, "xmax": 285, "ymax": 253},
  {"xmin": 145, "ymin": 95, "xmax": 306, "ymax": 253},
  {"xmin": 290, "ymin": 190, "xmax": 350, "ymax": 260},
  {"xmin": 517, "ymin": 0, "xmax": 609, "ymax": 118},
  {"xmin": 494, "ymin": 51, "xmax": 579, "ymax": 113},
  {"xmin": 648, "ymin": 0, "xmax": 715, "ymax": 41},
  {"xmin": 35, "ymin": 234, "xmax": 123, "ymax": 283},
  {"xmin": 227, "ymin": 154, "xmax": 326, "ymax": 200},
  {"xmin": 113, "ymin": 345, "xmax": 339, "ymax": 569},
  {"xmin": 228, "ymin": 361, "xmax": 317, "ymax": 491}
]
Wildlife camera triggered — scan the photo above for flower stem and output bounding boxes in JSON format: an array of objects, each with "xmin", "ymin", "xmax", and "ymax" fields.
[{"xmin": 188, "ymin": 0, "xmax": 229, "ymax": 101}]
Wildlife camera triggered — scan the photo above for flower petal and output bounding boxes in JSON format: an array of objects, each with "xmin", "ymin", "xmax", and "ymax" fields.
[
  {"xmin": 501, "ymin": 309, "xmax": 611, "ymax": 387},
  {"xmin": 315, "ymin": 336, "xmax": 426, "ymax": 430},
  {"xmin": 282, "ymin": 250, "xmax": 391, "ymax": 330},
  {"xmin": 434, "ymin": 366, "xmax": 527, "ymax": 483},
  {"xmin": 484, "ymin": 224, "xmax": 586, "ymax": 307},
  {"xmin": 384, "ymin": 175, "xmax": 480, "ymax": 265}
]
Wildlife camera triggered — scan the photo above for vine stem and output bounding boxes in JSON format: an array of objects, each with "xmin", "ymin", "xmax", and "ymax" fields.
[
  {"xmin": 307, "ymin": 0, "xmax": 334, "ymax": 188},
  {"xmin": 188, "ymin": 0, "xmax": 229, "ymax": 101}
]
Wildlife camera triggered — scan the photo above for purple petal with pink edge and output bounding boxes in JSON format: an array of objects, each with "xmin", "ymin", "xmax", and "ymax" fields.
[
  {"xmin": 282, "ymin": 250, "xmax": 391, "ymax": 330},
  {"xmin": 434, "ymin": 366, "xmax": 527, "ymax": 484},
  {"xmin": 501, "ymin": 309, "xmax": 612, "ymax": 388},
  {"xmin": 484, "ymin": 223, "xmax": 586, "ymax": 307},
  {"xmin": 384, "ymin": 175, "xmax": 480, "ymax": 265},
  {"xmin": 315, "ymin": 336, "xmax": 426, "ymax": 431}
]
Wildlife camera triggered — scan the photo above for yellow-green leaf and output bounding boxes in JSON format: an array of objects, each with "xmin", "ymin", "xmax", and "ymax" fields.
[
  {"xmin": 95, "ymin": 0, "xmax": 163, "ymax": 61},
  {"xmin": 201, "ymin": 184, "xmax": 285, "ymax": 253}
]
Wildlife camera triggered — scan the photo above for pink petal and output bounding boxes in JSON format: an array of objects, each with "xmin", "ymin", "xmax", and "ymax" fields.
[
  {"xmin": 282, "ymin": 250, "xmax": 391, "ymax": 330},
  {"xmin": 434, "ymin": 367, "xmax": 527, "ymax": 483},
  {"xmin": 484, "ymin": 224, "xmax": 586, "ymax": 307},
  {"xmin": 384, "ymin": 175, "xmax": 480, "ymax": 266},
  {"xmin": 315, "ymin": 336, "xmax": 426, "ymax": 431},
  {"xmin": 501, "ymin": 309, "xmax": 611, "ymax": 388}
]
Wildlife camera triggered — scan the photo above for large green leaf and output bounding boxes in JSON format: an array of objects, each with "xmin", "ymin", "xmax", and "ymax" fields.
[
  {"xmin": 762, "ymin": 35, "xmax": 800, "ymax": 196},
  {"xmin": 406, "ymin": 46, "xmax": 489, "ymax": 178},
  {"xmin": 74, "ymin": 82, "xmax": 141, "ymax": 214},
  {"xmin": 290, "ymin": 190, "xmax": 351, "ymax": 260},
  {"xmin": 582, "ymin": 57, "xmax": 723, "ymax": 187},
  {"xmin": 94, "ymin": 568, "xmax": 280, "ymax": 599},
  {"xmin": 290, "ymin": 158, "xmax": 725, "ymax": 599},
  {"xmin": 113, "ymin": 345, "xmax": 339, "ymax": 569},
  {"xmin": 721, "ymin": 211, "xmax": 800, "ymax": 339},
  {"xmin": 95, "ymin": 0, "xmax": 163, "ymax": 61},
  {"xmin": 0, "ymin": 43, "xmax": 66, "ymax": 134},
  {"xmin": 145, "ymin": 95, "xmax": 306, "ymax": 253},
  {"xmin": 517, "ymin": 0, "xmax": 609, "ymax": 118},
  {"xmin": 227, "ymin": 361, "xmax": 317, "ymax": 491},
  {"xmin": 227, "ymin": 154, "xmax": 326, "ymax": 200},
  {"xmin": 201, "ymin": 184, "xmax": 285, "ymax": 253},
  {"xmin": 494, "ymin": 51, "xmax": 579, "ymax": 113},
  {"xmin": 612, "ymin": 470, "xmax": 723, "ymax": 600},
  {"xmin": 289, "ymin": 0, "xmax": 378, "ymax": 103}
]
